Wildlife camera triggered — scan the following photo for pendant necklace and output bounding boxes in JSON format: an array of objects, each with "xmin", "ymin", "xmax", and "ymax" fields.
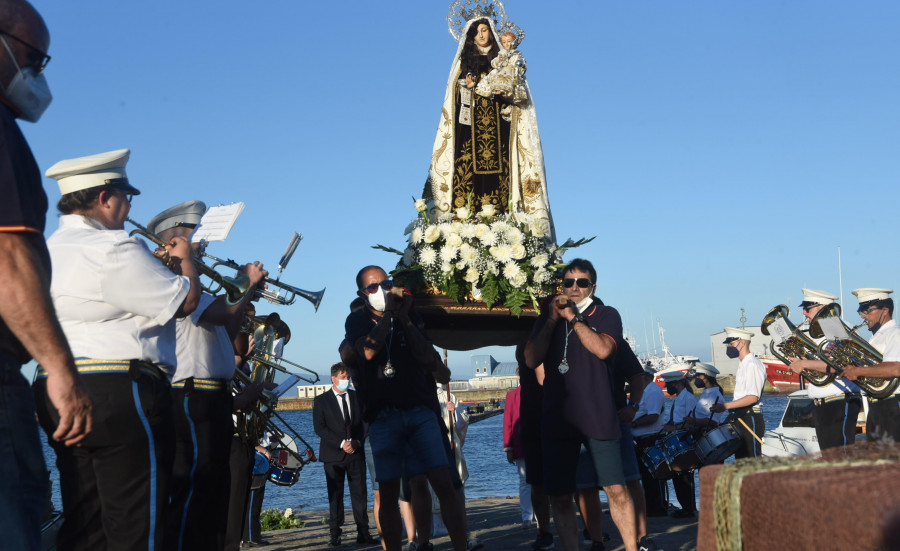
[
  {"xmin": 559, "ymin": 321, "xmax": 575, "ymax": 374},
  {"xmin": 383, "ymin": 317, "xmax": 396, "ymax": 378}
]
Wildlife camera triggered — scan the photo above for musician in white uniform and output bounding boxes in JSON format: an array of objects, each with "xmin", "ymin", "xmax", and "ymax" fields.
[
  {"xmin": 684, "ymin": 363, "xmax": 726, "ymax": 426},
  {"xmin": 660, "ymin": 371, "xmax": 696, "ymax": 518},
  {"xmin": 630, "ymin": 370, "xmax": 667, "ymax": 517},
  {"xmin": 711, "ymin": 328, "xmax": 766, "ymax": 458},
  {"xmin": 842, "ymin": 288, "xmax": 900, "ymax": 441},
  {"xmin": 148, "ymin": 200, "xmax": 267, "ymax": 549},
  {"xmin": 33, "ymin": 149, "xmax": 201, "ymax": 550},
  {"xmin": 786, "ymin": 289, "xmax": 862, "ymax": 449}
]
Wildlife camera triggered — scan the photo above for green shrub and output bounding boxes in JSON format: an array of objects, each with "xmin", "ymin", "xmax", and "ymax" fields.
[{"xmin": 259, "ymin": 508, "xmax": 305, "ymax": 531}]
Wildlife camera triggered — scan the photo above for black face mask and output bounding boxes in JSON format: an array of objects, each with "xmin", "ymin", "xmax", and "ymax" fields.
[
  {"xmin": 869, "ymin": 322, "xmax": 883, "ymax": 335},
  {"xmin": 694, "ymin": 378, "xmax": 705, "ymax": 389},
  {"xmin": 725, "ymin": 347, "xmax": 740, "ymax": 359}
]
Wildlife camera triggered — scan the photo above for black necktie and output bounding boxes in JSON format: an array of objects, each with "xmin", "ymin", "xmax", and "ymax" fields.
[
  {"xmin": 340, "ymin": 393, "xmax": 352, "ymax": 440},
  {"xmin": 667, "ymin": 400, "xmax": 676, "ymax": 425}
]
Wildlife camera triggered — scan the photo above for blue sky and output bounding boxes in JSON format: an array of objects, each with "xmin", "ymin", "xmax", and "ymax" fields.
[{"xmin": 23, "ymin": 1, "xmax": 900, "ymax": 381}]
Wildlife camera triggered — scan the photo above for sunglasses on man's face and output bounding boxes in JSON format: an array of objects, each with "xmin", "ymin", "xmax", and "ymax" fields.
[
  {"xmin": 563, "ymin": 278, "xmax": 593, "ymax": 289},
  {"xmin": 362, "ymin": 280, "xmax": 393, "ymax": 294}
]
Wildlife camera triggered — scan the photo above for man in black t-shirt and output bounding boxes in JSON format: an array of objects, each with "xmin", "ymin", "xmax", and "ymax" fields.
[
  {"xmin": 525, "ymin": 259, "xmax": 638, "ymax": 551},
  {"xmin": 344, "ymin": 265, "xmax": 466, "ymax": 551},
  {"xmin": 0, "ymin": 2, "xmax": 92, "ymax": 548}
]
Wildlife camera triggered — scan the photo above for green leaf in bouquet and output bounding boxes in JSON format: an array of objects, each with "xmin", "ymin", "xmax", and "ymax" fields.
[
  {"xmin": 372, "ymin": 244, "xmax": 405, "ymax": 256},
  {"xmin": 480, "ymin": 274, "xmax": 499, "ymax": 309}
]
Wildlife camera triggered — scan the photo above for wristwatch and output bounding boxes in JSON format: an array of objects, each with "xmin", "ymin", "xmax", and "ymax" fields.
[{"xmin": 574, "ymin": 312, "xmax": 585, "ymax": 324}]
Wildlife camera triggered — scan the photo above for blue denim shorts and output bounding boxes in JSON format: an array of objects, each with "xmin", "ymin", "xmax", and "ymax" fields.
[{"xmin": 368, "ymin": 405, "xmax": 449, "ymax": 482}]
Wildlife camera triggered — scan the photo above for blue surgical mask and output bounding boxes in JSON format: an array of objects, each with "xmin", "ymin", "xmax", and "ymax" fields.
[
  {"xmin": 725, "ymin": 347, "xmax": 740, "ymax": 359},
  {"xmin": 1, "ymin": 36, "xmax": 52, "ymax": 123},
  {"xmin": 337, "ymin": 379, "xmax": 350, "ymax": 392}
]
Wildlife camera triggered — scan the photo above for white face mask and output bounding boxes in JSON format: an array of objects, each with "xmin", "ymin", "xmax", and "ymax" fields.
[
  {"xmin": 336, "ymin": 379, "xmax": 350, "ymax": 392},
  {"xmin": 576, "ymin": 295, "xmax": 593, "ymax": 313},
  {"xmin": 1, "ymin": 37, "xmax": 52, "ymax": 123},
  {"xmin": 367, "ymin": 288, "xmax": 387, "ymax": 312}
]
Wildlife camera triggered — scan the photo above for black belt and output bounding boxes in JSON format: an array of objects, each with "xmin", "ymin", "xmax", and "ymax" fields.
[
  {"xmin": 35, "ymin": 358, "xmax": 164, "ymax": 381},
  {"xmin": 813, "ymin": 393, "xmax": 862, "ymax": 407}
]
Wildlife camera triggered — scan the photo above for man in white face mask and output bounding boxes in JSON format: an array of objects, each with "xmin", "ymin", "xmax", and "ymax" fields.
[
  {"xmin": 0, "ymin": 0, "xmax": 52, "ymax": 122},
  {"xmin": 0, "ymin": 1, "xmax": 92, "ymax": 549}
]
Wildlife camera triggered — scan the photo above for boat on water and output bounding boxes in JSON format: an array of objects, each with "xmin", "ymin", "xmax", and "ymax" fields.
[
  {"xmin": 634, "ymin": 324, "xmax": 700, "ymax": 389},
  {"xmin": 761, "ymin": 390, "xmax": 820, "ymax": 457},
  {"xmin": 760, "ymin": 356, "xmax": 802, "ymax": 393}
]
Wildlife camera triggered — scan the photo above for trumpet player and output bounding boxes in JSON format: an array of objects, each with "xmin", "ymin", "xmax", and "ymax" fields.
[
  {"xmin": 786, "ymin": 289, "xmax": 862, "ymax": 449},
  {"xmin": 710, "ymin": 328, "xmax": 766, "ymax": 458},
  {"xmin": 35, "ymin": 149, "xmax": 201, "ymax": 550},
  {"xmin": 147, "ymin": 200, "xmax": 268, "ymax": 550},
  {"xmin": 842, "ymin": 288, "xmax": 900, "ymax": 441}
]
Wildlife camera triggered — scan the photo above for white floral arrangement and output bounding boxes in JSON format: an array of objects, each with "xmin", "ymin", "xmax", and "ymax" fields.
[{"xmin": 374, "ymin": 197, "xmax": 593, "ymax": 316}]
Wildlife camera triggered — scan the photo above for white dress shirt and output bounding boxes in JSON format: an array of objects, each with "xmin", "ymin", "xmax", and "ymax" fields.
[
  {"xmin": 732, "ymin": 352, "xmax": 767, "ymax": 405},
  {"xmin": 693, "ymin": 387, "xmax": 727, "ymax": 423},
  {"xmin": 173, "ymin": 292, "xmax": 235, "ymax": 382},
  {"xmin": 668, "ymin": 387, "xmax": 696, "ymax": 424},
  {"xmin": 868, "ymin": 319, "xmax": 900, "ymax": 395},
  {"xmin": 632, "ymin": 381, "xmax": 666, "ymax": 437},
  {"xmin": 48, "ymin": 215, "xmax": 189, "ymax": 374}
]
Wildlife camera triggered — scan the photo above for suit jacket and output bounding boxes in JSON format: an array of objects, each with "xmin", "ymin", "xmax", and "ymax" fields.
[{"xmin": 313, "ymin": 388, "xmax": 365, "ymax": 464}]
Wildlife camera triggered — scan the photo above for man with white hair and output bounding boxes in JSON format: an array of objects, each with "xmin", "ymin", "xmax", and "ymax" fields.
[
  {"xmin": 842, "ymin": 288, "xmax": 900, "ymax": 441},
  {"xmin": 786, "ymin": 288, "xmax": 862, "ymax": 449},
  {"xmin": 711, "ymin": 328, "xmax": 767, "ymax": 458}
]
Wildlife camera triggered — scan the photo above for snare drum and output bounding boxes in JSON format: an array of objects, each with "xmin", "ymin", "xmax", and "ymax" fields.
[
  {"xmin": 695, "ymin": 423, "xmax": 742, "ymax": 465},
  {"xmin": 641, "ymin": 441, "xmax": 673, "ymax": 480},
  {"xmin": 662, "ymin": 430, "xmax": 700, "ymax": 472},
  {"xmin": 268, "ymin": 435, "xmax": 303, "ymax": 486}
]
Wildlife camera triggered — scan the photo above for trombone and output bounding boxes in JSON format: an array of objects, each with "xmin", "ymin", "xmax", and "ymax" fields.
[{"xmin": 126, "ymin": 217, "xmax": 251, "ymax": 305}]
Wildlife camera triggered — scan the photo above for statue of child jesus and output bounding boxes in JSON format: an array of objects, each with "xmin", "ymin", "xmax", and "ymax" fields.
[{"xmin": 474, "ymin": 31, "xmax": 528, "ymax": 118}]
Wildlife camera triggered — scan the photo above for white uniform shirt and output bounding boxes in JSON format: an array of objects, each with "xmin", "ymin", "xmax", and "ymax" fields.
[
  {"xmin": 732, "ymin": 352, "xmax": 767, "ymax": 405},
  {"xmin": 632, "ymin": 381, "xmax": 666, "ymax": 437},
  {"xmin": 807, "ymin": 334, "xmax": 861, "ymax": 399},
  {"xmin": 173, "ymin": 292, "xmax": 235, "ymax": 382},
  {"xmin": 868, "ymin": 318, "xmax": 900, "ymax": 395},
  {"xmin": 48, "ymin": 215, "xmax": 189, "ymax": 374},
  {"xmin": 668, "ymin": 387, "xmax": 696, "ymax": 424},
  {"xmin": 693, "ymin": 387, "xmax": 727, "ymax": 423}
]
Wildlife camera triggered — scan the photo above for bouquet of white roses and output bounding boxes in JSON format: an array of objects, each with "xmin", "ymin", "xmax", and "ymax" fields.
[{"xmin": 374, "ymin": 197, "xmax": 592, "ymax": 316}]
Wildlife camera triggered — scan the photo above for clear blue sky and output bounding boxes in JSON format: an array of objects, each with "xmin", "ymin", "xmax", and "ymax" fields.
[{"xmin": 23, "ymin": 0, "xmax": 900, "ymax": 381}]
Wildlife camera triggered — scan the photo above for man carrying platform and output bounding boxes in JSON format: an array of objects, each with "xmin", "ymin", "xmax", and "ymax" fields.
[
  {"xmin": 524, "ymin": 258, "xmax": 638, "ymax": 551},
  {"xmin": 711, "ymin": 327, "xmax": 767, "ymax": 458},
  {"xmin": 344, "ymin": 265, "xmax": 466, "ymax": 551},
  {"xmin": 842, "ymin": 288, "xmax": 900, "ymax": 441}
]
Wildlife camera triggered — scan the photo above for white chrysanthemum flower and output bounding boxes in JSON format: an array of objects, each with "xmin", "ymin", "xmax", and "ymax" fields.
[
  {"xmin": 510, "ymin": 243, "xmax": 526, "ymax": 260},
  {"xmin": 479, "ymin": 230, "xmax": 498, "ymax": 247},
  {"xmin": 491, "ymin": 244, "xmax": 514, "ymax": 263},
  {"xmin": 441, "ymin": 261, "xmax": 452, "ymax": 273},
  {"xmin": 503, "ymin": 262, "xmax": 522, "ymax": 281},
  {"xmin": 490, "ymin": 220, "xmax": 510, "ymax": 235},
  {"xmin": 446, "ymin": 233, "xmax": 463, "ymax": 248},
  {"xmin": 456, "ymin": 260, "xmax": 466, "ymax": 270},
  {"xmin": 464, "ymin": 267, "xmax": 480, "ymax": 283},
  {"xmin": 456, "ymin": 207, "xmax": 470, "ymax": 221},
  {"xmin": 410, "ymin": 227, "xmax": 425, "ymax": 245},
  {"xmin": 460, "ymin": 223, "xmax": 477, "ymax": 239},
  {"xmin": 459, "ymin": 244, "xmax": 479, "ymax": 266},
  {"xmin": 531, "ymin": 253, "xmax": 549, "ymax": 268},
  {"xmin": 486, "ymin": 261, "xmax": 500, "ymax": 276},
  {"xmin": 402, "ymin": 247, "xmax": 416, "ymax": 267},
  {"xmin": 440, "ymin": 245, "xmax": 459, "ymax": 262},
  {"xmin": 414, "ymin": 198, "xmax": 427, "ymax": 213},
  {"xmin": 479, "ymin": 204, "xmax": 496, "ymax": 218},
  {"xmin": 510, "ymin": 271, "xmax": 528, "ymax": 289},
  {"xmin": 419, "ymin": 246, "xmax": 437, "ymax": 266},
  {"xmin": 438, "ymin": 223, "xmax": 453, "ymax": 239},
  {"xmin": 534, "ymin": 267, "xmax": 551, "ymax": 284},
  {"xmin": 505, "ymin": 227, "xmax": 524, "ymax": 244},
  {"xmin": 531, "ymin": 220, "xmax": 549, "ymax": 238},
  {"xmin": 423, "ymin": 225, "xmax": 441, "ymax": 244},
  {"xmin": 474, "ymin": 224, "xmax": 490, "ymax": 239}
]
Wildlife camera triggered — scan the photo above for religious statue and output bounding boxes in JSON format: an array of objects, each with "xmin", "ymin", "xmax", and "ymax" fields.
[{"xmin": 424, "ymin": 0, "xmax": 555, "ymax": 242}]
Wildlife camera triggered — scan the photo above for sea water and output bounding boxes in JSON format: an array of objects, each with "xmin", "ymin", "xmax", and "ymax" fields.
[{"xmin": 40, "ymin": 394, "xmax": 791, "ymax": 514}]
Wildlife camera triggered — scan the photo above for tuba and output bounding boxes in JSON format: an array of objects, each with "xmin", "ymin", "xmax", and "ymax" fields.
[
  {"xmin": 760, "ymin": 305, "xmax": 834, "ymax": 386},
  {"xmin": 808, "ymin": 303, "xmax": 900, "ymax": 399}
]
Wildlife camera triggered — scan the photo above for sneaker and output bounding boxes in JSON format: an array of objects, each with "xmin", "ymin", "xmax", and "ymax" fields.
[
  {"xmin": 467, "ymin": 538, "xmax": 483, "ymax": 551},
  {"xmin": 406, "ymin": 542, "xmax": 418, "ymax": 551},
  {"xmin": 638, "ymin": 536, "xmax": 660, "ymax": 551},
  {"xmin": 532, "ymin": 529, "xmax": 554, "ymax": 550}
]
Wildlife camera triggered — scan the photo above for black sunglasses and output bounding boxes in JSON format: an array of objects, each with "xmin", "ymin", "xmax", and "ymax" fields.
[
  {"xmin": 362, "ymin": 280, "xmax": 393, "ymax": 294},
  {"xmin": 0, "ymin": 30, "xmax": 51, "ymax": 72},
  {"xmin": 563, "ymin": 278, "xmax": 593, "ymax": 289}
]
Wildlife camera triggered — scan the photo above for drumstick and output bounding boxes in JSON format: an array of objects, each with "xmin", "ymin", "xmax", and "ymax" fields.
[
  {"xmin": 706, "ymin": 398, "xmax": 719, "ymax": 430},
  {"xmin": 736, "ymin": 417, "xmax": 765, "ymax": 446}
]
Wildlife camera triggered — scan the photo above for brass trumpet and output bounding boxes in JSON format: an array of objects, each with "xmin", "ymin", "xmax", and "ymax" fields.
[
  {"xmin": 808, "ymin": 303, "xmax": 900, "ymax": 399},
  {"xmin": 126, "ymin": 218, "xmax": 251, "ymax": 305},
  {"xmin": 202, "ymin": 251, "xmax": 324, "ymax": 311},
  {"xmin": 760, "ymin": 304, "xmax": 834, "ymax": 387}
]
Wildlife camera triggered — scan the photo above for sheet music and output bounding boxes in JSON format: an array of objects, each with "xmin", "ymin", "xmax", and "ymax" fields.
[
  {"xmin": 192, "ymin": 202, "xmax": 244, "ymax": 242},
  {"xmin": 768, "ymin": 317, "xmax": 793, "ymax": 344},
  {"xmin": 272, "ymin": 374, "xmax": 301, "ymax": 398},
  {"xmin": 818, "ymin": 317, "xmax": 849, "ymax": 340}
]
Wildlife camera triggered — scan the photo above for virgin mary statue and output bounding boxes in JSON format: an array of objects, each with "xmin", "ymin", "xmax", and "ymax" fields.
[{"xmin": 424, "ymin": 0, "xmax": 555, "ymax": 241}]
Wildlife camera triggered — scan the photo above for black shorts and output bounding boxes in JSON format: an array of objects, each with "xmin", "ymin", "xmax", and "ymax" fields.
[{"xmin": 542, "ymin": 434, "xmax": 625, "ymax": 496}]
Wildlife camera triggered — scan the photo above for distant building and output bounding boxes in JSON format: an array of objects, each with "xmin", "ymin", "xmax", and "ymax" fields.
[{"xmin": 466, "ymin": 355, "xmax": 519, "ymax": 390}]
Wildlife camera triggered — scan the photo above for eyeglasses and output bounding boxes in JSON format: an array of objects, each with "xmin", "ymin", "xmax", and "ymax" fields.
[
  {"xmin": 362, "ymin": 280, "xmax": 393, "ymax": 294},
  {"xmin": 859, "ymin": 306, "xmax": 882, "ymax": 316},
  {"xmin": 801, "ymin": 305, "xmax": 817, "ymax": 312},
  {"xmin": 563, "ymin": 278, "xmax": 593, "ymax": 289},
  {"xmin": 0, "ymin": 30, "xmax": 51, "ymax": 72},
  {"xmin": 111, "ymin": 189, "xmax": 133, "ymax": 204}
]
